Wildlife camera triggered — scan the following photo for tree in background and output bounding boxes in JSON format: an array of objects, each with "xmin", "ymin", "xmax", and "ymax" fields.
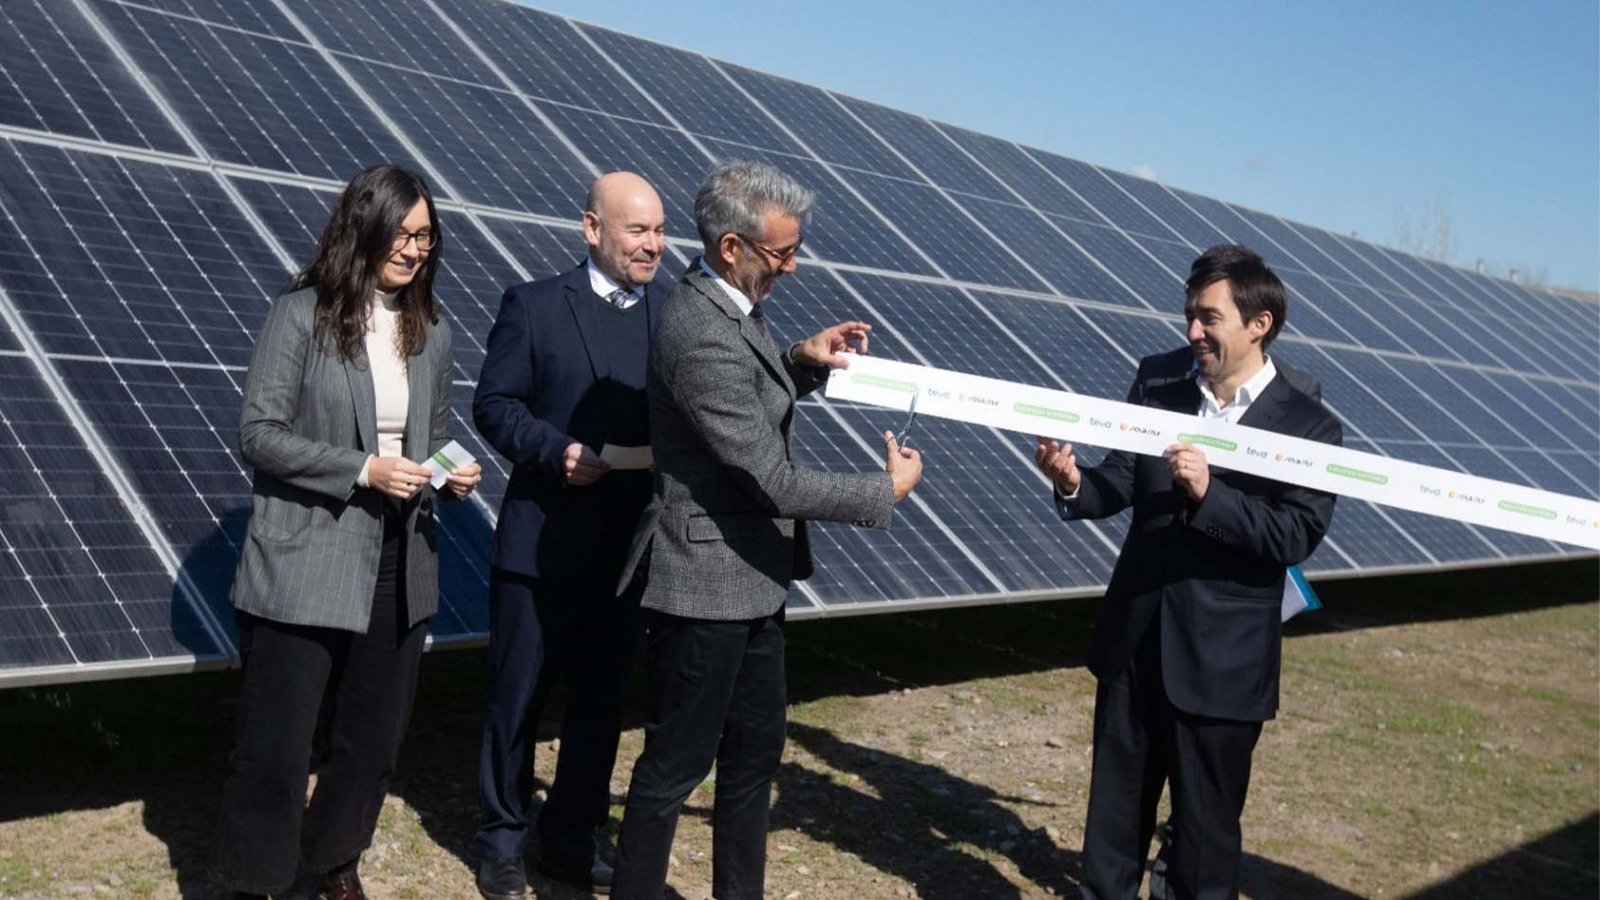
[
  {"xmin": 1395, "ymin": 195, "xmax": 1550, "ymax": 287},
  {"xmin": 1394, "ymin": 195, "xmax": 1459, "ymax": 264}
]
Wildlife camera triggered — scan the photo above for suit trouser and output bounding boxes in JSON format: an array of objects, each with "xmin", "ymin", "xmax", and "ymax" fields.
[
  {"xmin": 1079, "ymin": 621, "xmax": 1262, "ymax": 900},
  {"xmin": 475, "ymin": 562, "xmax": 644, "ymax": 864},
  {"xmin": 214, "ymin": 505, "xmax": 426, "ymax": 894},
  {"xmin": 612, "ymin": 608, "xmax": 787, "ymax": 900}
]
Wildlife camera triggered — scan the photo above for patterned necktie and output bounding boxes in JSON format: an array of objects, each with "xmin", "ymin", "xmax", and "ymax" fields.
[
  {"xmin": 606, "ymin": 287, "xmax": 633, "ymax": 309},
  {"xmin": 748, "ymin": 301, "xmax": 773, "ymax": 345}
]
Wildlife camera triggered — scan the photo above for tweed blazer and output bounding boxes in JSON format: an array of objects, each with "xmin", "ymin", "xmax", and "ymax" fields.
[
  {"xmin": 619, "ymin": 263, "xmax": 894, "ymax": 620},
  {"xmin": 231, "ymin": 287, "xmax": 454, "ymax": 632}
]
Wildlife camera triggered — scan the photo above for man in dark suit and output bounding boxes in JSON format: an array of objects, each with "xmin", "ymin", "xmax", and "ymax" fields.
[
  {"xmin": 609, "ymin": 159, "xmax": 924, "ymax": 900},
  {"xmin": 1137, "ymin": 345, "xmax": 1321, "ymax": 900},
  {"xmin": 1036, "ymin": 245, "xmax": 1341, "ymax": 900},
  {"xmin": 472, "ymin": 172, "xmax": 668, "ymax": 899}
]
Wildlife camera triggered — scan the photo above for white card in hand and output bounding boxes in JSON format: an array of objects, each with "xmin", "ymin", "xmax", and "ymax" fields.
[
  {"xmin": 600, "ymin": 443, "xmax": 653, "ymax": 470},
  {"xmin": 422, "ymin": 440, "xmax": 476, "ymax": 489}
]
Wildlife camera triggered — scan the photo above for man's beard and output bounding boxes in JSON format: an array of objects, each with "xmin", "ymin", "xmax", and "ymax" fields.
[{"xmin": 733, "ymin": 261, "xmax": 779, "ymax": 303}]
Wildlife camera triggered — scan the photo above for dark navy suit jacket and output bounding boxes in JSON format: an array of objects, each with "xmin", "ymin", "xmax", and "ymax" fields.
[
  {"xmin": 1060, "ymin": 353, "xmax": 1341, "ymax": 722},
  {"xmin": 473, "ymin": 261, "xmax": 666, "ymax": 580}
]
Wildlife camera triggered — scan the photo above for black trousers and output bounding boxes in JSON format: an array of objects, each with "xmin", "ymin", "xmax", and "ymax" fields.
[
  {"xmin": 213, "ymin": 506, "xmax": 426, "ymax": 894},
  {"xmin": 475, "ymin": 561, "xmax": 644, "ymax": 863},
  {"xmin": 1079, "ymin": 619, "xmax": 1262, "ymax": 900},
  {"xmin": 612, "ymin": 609, "xmax": 787, "ymax": 900}
]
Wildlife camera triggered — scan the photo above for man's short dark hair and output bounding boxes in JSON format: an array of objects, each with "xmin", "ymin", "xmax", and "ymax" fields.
[{"xmin": 1186, "ymin": 244, "xmax": 1287, "ymax": 350}]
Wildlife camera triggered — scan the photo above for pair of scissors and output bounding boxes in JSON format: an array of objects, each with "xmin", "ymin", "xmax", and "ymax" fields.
[{"xmin": 894, "ymin": 393, "xmax": 918, "ymax": 447}]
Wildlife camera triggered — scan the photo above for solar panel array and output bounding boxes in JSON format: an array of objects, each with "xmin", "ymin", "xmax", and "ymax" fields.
[{"xmin": 0, "ymin": 0, "xmax": 1594, "ymax": 685}]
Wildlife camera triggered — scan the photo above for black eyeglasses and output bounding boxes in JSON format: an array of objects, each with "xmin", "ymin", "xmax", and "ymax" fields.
[
  {"xmin": 736, "ymin": 232, "xmax": 803, "ymax": 265},
  {"xmin": 391, "ymin": 229, "xmax": 436, "ymax": 252}
]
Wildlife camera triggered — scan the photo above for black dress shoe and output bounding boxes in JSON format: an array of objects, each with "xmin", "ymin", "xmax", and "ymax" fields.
[
  {"xmin": 538, "ymin": 847, "xmax": 614, "ymax": 895},
  {"xmin": 1147, "ymin": 819, "xmax": 1174, "ymax": 900},
  {"xmin": 477, "ymin": 855, "xmax": 529, "ymax": 900},
  {"xmin": 321, "ymin": 865, "xmax": 368, "ymax": 900}
]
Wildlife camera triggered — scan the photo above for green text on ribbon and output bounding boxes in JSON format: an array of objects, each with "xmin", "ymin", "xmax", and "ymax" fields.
[
  {"xmin": 1326, "ymin": 463, "xmax": 1388, "ymax": 485},
  {"xmin": 1497, "ymin": 499, "xmax": 1557, "ymax": 520},
  {"xmin": 1177, "ymin": 433, "xmax": 1237, "ymax": 452},
  {"xmin": 1013, "ymin": 403, "xmax": 1079, "ymax": 423},
  {"xmin": 851, "ymin": 373, "xmax": 919, "ymax": 393}
]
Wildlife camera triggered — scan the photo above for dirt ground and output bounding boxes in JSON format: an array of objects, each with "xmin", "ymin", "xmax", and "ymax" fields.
[{"xmin": 0, "ymin": 560, "xmax": 1595, "ymax": 899}]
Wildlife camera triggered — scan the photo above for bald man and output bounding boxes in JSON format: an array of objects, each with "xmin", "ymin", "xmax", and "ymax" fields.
[{"xmin": 472, "ymin": 172, "xmax": 669, "ymax": 898}]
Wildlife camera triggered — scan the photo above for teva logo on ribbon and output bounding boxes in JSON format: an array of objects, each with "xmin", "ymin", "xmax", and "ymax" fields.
[
  {"xmin": 1248, "ymin": 445, "xmax": 1312, "ymax": 464},
  {"xmin": 1498, "ymin": 500, "xmax": 1556, "ymax": 520},
  {"xmin": 1014, "ymin": 403, "xmax": 1079, "ymax": 423},
  {"xmin": 1177, "ymin": 433, "xmax": 1237, "ymax": 453},
  {"xmin": 826, "ymin": 355, "xmax": 1600, "ymax": 550},
  {"xmin": 1325, "ymin": 463, "xmax": 1388, "ymax": 485}
]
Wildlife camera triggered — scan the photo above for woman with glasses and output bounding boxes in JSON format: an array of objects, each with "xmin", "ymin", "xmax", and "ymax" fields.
[{"xmin": 214, "ymin": 164, "xmax": 481, "ymax": 900}]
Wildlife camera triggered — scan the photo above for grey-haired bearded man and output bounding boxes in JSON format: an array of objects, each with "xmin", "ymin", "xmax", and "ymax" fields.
[{"xmin": 610, "ymin": 159, "xmax": 924, "ymax": 900}]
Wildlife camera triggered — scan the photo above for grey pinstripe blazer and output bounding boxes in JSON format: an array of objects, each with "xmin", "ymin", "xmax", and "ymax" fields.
[
  {"xmin": 230, "ymin": 287, "xmax": 454, "ymax": 632},
  {"xmin": 619, "ymin": 264, "xmax": 894, "ymax": 621}
]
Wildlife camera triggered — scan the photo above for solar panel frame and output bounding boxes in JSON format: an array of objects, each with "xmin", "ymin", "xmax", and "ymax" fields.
[
  {"xmin": 93, "ymin": 1, "xmax": 428, "ymax": 181},
  {"xmin": 0, "ymin": 0, "xmax": 191, "ymax": 154},
  {"xmin": 0, "ymin": 0, "xmax": 1590, "ymax": 685}
]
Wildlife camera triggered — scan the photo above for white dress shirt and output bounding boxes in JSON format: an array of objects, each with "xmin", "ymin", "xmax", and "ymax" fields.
[
  {"xmin": 590, "ymin": 259, "xmax": 643, "ymax": 309},
  {"xmin": 697, "ymin": 257, "xmax": 754, "ymax": 315},
  {"xmin": 1196, "ymin": 357, "xmax": 1278, "ymax": 424},
  {"xmin": 1058, "ymin": 357, "xmax": 1278, "ymax": 501}
]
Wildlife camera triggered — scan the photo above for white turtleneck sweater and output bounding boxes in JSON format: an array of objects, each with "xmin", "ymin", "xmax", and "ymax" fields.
[{"xmin": 356, "ymin": 290, "xmax": 410, "ymax": 487}]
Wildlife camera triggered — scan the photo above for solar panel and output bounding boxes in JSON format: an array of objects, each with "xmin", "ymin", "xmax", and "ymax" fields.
[{"xmin": 0, "ymin": 0, "xmax": 1591, "ymax": 685}]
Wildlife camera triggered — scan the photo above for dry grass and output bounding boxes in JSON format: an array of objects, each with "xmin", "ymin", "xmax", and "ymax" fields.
[{"xmin": 0, "ymin": 559, "xmax": 1595, "ymax": 899}]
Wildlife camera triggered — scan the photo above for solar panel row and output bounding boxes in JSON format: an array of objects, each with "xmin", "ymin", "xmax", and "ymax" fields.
[{"xmin": 0, "ymin": 0, "xmax": 1591, "ymax": 684}]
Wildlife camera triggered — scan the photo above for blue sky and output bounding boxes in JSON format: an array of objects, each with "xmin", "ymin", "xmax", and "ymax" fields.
[{"xmin": 519, "ymin": 0, "xmax": 1599, "ymax": 292}]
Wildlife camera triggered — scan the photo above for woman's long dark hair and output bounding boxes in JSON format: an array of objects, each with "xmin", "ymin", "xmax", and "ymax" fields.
[{"xmin": 289, "ymin": 164, "xmax": 443, "ymax": 364}]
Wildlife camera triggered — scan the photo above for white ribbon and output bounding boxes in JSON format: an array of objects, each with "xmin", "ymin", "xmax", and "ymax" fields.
[{"xmin": 826, "ymin": 356, "xmax": 1600, "ymax": 551}]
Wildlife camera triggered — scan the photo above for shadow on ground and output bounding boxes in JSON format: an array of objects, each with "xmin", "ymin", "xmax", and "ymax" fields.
[
  {"xmin": 784, "ymin": 557, "xmax": 1598, "ymax": 703},
  {"xmin": 0, "ymin": 668, "xmax": 232, "ymax": 898},
  {"xmin": 767, "ymin": 721, "xmax": 1368, "ymax": 900},
  {"xmin": 1401, "ymin": 813, "xmax": 1599, "ymax": 900},
  {"xmin": 0, "ymin": 557, "xmax": 1593, "ymax": 897}
]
